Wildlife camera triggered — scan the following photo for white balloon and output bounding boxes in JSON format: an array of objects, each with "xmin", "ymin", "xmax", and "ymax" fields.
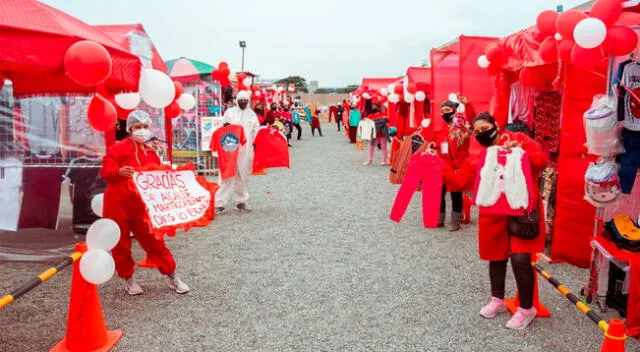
[
  {"xmin": 114, "ymin": 92, "xmax": 140, "ymax": 110},
  {"xmin": 362, "ymin": 93, "xmax": 371, "ymax": 99},
  {"xmin": 421, "ymin": 119, "xmax": 431, "ymax": 128},
  {"xmin": 555, "ymin": 33, "xmax": 563, "ymax": 41},
  {"xmin": 448, "ymin": 93, "xmax": 459, "ymax": 103},
  {"xmin": 86, "ymin": 219, "xmax": 121, "ymax": 251},
  {"xmin": 477, "ymin": 55, "xmax": 490, "ymax": 68},
  {"xmin": 243, "ymin": 77, "xmax": 252, "ymax": 86},
  {"xmin": 457, "ymin": 104, "xmax": 466, "ymax": 114},
  {"xmin": 380, "ymin": 88, "xmax": 389, "ymax": 96},
  {"xmin": 404, "ymin": 93, "xmax": 415, "ymax": 103},
  {"xmin": 177, "ymin": 93, "xmax": 196, "ymax": 111},
  {"xmin": 90, "ymin": 194, "xmax": 104, "ymax": 217},
  {"xmin": 415, "ymin": 91, "xmax": 426, "ymax": 102},
  {"xmin": 388, "ymin": 94, "xmax": 400, "ymax": 103},
  {"xmin": 388, "ymin": 84, "xmax": 395, "ymax": 94},
  {"xmin": 139, "ymin": 69, "xmax": 175, "ymax": 108},
  {"xmin": 80, "ymin": 249, "xmax": 115, "ymax": 285},
  {"xmin": 574, "ymin": 18, "xmax": 607, "ymax": 49}
]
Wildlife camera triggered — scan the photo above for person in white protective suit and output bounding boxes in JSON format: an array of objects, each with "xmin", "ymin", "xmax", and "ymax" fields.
[{"xmin": 215, "ymin": 90, "xmax": 260, "ymax": 214}]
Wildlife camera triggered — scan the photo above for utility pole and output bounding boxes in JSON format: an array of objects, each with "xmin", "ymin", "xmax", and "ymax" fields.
[{"xmin": 239, "ymin": 41, "xmax": 247, "ymax": 72}]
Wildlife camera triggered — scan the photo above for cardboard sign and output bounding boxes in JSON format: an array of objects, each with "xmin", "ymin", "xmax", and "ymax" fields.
[
  {"xmin": 131, "ymin": 166, "xmax": 214, "ymax": 233},
  {"xmin": 201, "ymin": 116, "xmax": 224, "ymax": 152}
]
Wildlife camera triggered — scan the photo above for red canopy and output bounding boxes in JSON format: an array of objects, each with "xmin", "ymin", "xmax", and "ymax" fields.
[
  {"xmin": 360, "ymin": 77, "xmax": 400, "ymax": 91},
  {"xmin": 406, "ymin": 67, "xmax": 431, "ymax": 85},
  {"xmin": 94, "ymin": 24, "xmax": 168, "ymax": 73},
  {"xmin": 0, "ymin": 0, "xmax": 141, "ymax": 96}
]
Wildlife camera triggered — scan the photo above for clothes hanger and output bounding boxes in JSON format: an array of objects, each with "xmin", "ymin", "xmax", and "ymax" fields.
[
  {"xmin": 422, "ymin": 141, "xmax": 437, "ymax": 156},
  {"xmin": 499, "ymin": 134, "xmax": 511, "ymax": 150}
]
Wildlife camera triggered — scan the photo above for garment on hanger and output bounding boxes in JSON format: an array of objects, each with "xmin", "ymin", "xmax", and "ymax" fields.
[
  {"xmin": 619, "ymin": 61, "xmax": 640, "ymax": 131},
  {"xmin": 389, "ymin": 133, "xmax": 428, "ymax": 185},
  {"xmin": 18, "ymin": 162, "xmax": 64, "ymax": 230},
  {"xmin": 473, "ymin": 146, "xmax": 534, "ymax": 216},
  {"xmin": 533, "ymin": 91, "xmax": 562, "ymax": 154},
  {"xmin": 508, "ymin": 81, "xmax": 536, "ymax": 127},
  {"xmin": 253, "ymin": 126, "xmax": 290, "ymax": 170},
  {"xmin": 65, "ymin": 156, "xmax": 105, "ymax": 230},
  {"xmin": 390, "ymin": 152, "xmax": 444, "ymax": 228},
  {"xmin": 0, "ymin": 158, "xmax": 23, "ymax": 231}
]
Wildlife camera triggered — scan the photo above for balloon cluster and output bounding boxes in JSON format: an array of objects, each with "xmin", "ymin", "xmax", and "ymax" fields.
[
  {"xmin": 79, "ymin": 194, "xmax": 122, "ymax": 285},
  {"xmin": 211, "ymin": 61, "xmax": 231, "ymax": 88},
  {"xmin": 236, "ymin": 72, "xmax": 252, "ymax": 92},
  {"xmin": 535, "ymin": 1, "xmax": 637, "ymax": 70}
]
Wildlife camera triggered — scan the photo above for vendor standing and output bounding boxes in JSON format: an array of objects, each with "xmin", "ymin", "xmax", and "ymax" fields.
[
  {"xmin": 215, "ymin": 90, "xmax": 260, "ymax": 214},
  {"xmin": 471, "ymin": 112, "xmax": 547, "ymax": 330},
  {"xmin": 436, "ymin": 99, "xmax": 473, "ymax": 231},
  {"xmin": 100, "ymin": 110, "xmax": 190, "ymax": 296}
]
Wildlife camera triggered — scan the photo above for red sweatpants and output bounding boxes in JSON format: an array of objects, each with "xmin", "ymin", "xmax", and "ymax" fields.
[{"xmin": 111, "ymin": 216, "xmax": 176, "ymax": 279}]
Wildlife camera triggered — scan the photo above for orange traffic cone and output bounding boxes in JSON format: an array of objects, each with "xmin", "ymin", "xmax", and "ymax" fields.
[
  {"xmin": 462, "ymin": 194, "xmax": 472, "ymax": 224},
  {"xmin": 601, "ymin": 319, "xmax": 626, "ymax": 352},
  {"xmin": 504, "ymin": 271, "xmax": 551, "ymax": 318},
  {"xmin": 51, "ymin": 243, "xmax": 122, "ymax": 352},
  {"xmin": 137, "ymin": 256, "xmax": 157, "ymax": 268},
  {"xmin": 251, "ymin": 169, "xmax": 267, "ymax": 175}
]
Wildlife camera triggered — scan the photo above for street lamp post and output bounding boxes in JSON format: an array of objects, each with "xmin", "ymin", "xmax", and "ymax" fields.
[{"xmin": 239, "ymin": 41, "xmax": 247, "ymax": 72}]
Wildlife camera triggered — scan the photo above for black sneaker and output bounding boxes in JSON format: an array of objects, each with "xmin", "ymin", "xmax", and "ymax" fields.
[{"xmin": 236, "ymin": 203, "xmax": 252, "ymax": 213}]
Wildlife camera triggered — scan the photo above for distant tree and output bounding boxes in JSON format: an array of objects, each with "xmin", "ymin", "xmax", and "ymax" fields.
[
  {"xmin": 275, "ymin": 76, "xmax": 309, "ymax": 93},
  {"xmin": 337, "ymin": 85, "xmax": 359, "ymax": 94}
]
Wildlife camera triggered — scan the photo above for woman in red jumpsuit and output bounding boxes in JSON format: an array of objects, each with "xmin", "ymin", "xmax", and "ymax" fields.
[
  {"xmin": 471, "ymin": 112, "xmax": 547, "ymax": 330},
  {"xmin": 101, "ymin": 110, "xmax": 190, "ymax": 295}
]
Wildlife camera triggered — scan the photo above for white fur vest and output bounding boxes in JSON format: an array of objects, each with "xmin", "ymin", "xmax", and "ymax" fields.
[{"xmin": 475, "ymin": 146, "xmax": 529, "ymax": 210}]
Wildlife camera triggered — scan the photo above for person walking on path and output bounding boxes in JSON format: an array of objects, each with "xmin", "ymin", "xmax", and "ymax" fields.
[
  {"xmin": 311, "ymin": 104, "xmax": 323, "ymax": 137},
  {"xmin": 292, "ymin": 102, "xmax": 303, "ymax": 140},
  {"xmin": 336, "ymin": 103, "xmax": 344, "ymax": 132},
  {"xmin": 215, "ymin": 91, "xmax": 260, "ymax": 214},
  {"xmin": 100, "ymin": 110, "xmax": 190, "ymax": 296},
  {"xmin": 471, "ymin": 112, "xmax": 547, "ymax": 331},
  {"xmin": 363, "ymin": 101, "xmax": 389, "ymax": 166},
  {"xmin": 348, "ymin": 104, "xmax": 361, "ymax": 144}
]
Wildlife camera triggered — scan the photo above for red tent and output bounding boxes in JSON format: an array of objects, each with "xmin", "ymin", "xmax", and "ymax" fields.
[
  {"xmin": 406, "ymin": 66, "xmax": 431, "ymax": 88},
  {"xmin": 0, "ymin": 0, "xmax": 141, "ymax": 96},
  {"xmin": 430, "ymin": 36, "xmax": 499, "ymax": 133},
  {"xmin": 360, "ymin": 77, "xmax": 400, "ymax": 91},
  {"xmin": 94, "ymin": 24, "xmax": 168, "ymax": 74},
  {"xmin": 487, "ymin": 10, "xmax": 640, "ymax": 268}
]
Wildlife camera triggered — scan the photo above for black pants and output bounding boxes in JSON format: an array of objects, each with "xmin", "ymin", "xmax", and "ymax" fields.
[
  {"xmin": 336, "ymin": 117, "xmax": 342, "ymax": 131},
  {"xmin": 440, "ymin": 186, "xmax": 463, "ymax": 213},
  {"xmin": 489, "ymin": 253, "xmax": 535, "ymax": 309},
  {"xmin": 348, "ymin": 126, "xmax": 358, "ymax": 143},
  {"xmin": 293, "ymin": 123, "xmax": 302, "ymax": 140},
  {"xmin": 312, "ymin": 127, "xmax": 322, "ymax": 136}
]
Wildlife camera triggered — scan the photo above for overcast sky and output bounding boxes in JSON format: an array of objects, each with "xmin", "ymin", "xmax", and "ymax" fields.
[{"xmin": 42, "ymin": 0, "xmax": 587, "ymax": 87}]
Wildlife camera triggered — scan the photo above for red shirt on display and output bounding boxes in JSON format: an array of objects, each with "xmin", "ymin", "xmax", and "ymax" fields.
[
  {"xmin": 279, "ymin": 111, "xmax": 292, "ymax": 121},
  {"xmin": 210, "ymin": 124, "xmax": 247, "ymax": 180},
  {"xmin": 253, "ymin": 126, "xmax": 290, "ymax": 170}
]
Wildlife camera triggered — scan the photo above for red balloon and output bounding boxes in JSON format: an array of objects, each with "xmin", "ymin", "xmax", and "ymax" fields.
[
  {"xmin": 556, "ymin": 10, "xmax": 587, "ymax": 41},
  {"xmin": 218, "ymin": 61, "xmax": 229, "ymax": 70},
  {"xmin": 87, "ymin": 95, "xmax": 117, "ymax": 132},
  {"xmin": 164, "ymin": 101, "xmax": 181, "ymax": 119},
  {"xmin": 106, "ymin": 96, "xmax": 134, "ymax": 121},
  {"xmin": 406, "ymin": 83, "xmax": 417, "ymax": 94},
  {"xmin": 393, "ymin": 84, "xmax": 403, "ymax": 95},
  {"xmin": 539, "ymin": 37, "xmax": 558, "ymax": 63},
  {"xmin": 237, "ymin": 73, "xmax": 247, "ymax": 82},
  {"xmin": 571, "ymin": 45, "xmax": 606, "ymax": 71},
  {"xmin": 485, "ymin": 43, "xmax": 504, "ymax": 65},
  {"xmin": 64, "ymin": 40, "xmax": 113, "ymax": 86},
  {"xmin": 220, "ymin": 67, "xmax": 230, "ymax": 77},
  {"xmin": 173, "ymin": 81, "xmax": 184, "ymax": 100},
  {"xmin": 590, "ymin": 0, "xmax": 623, "ymax": 27},
  {"xmin": 604, "ymin": 26, "xmax": 638, "ymax": 56},
  {"xmin": 211, "ymin": 69, "xmax": 221, "ymax": 80},
  {"xmin": 237, "ymin": 83, "xmax": 249, "ymax": 91},
  {"xmin": 558, "ymin": 39, "xmax": 575, "ymax": 62},
  {"xmin": 537, "ymin": 10, "xmax": 559, "ymax": 37}
]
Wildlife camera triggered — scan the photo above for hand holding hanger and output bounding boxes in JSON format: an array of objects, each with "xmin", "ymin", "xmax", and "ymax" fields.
[
  {"xmin": 499, "ymin": 134, "xmax": 521, "ymax": 150},
  {"xmin": 422, "ymin": 142, "xmax": 437, "ymax": 156}
]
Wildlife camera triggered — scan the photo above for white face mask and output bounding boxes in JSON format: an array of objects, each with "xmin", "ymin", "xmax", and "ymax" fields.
[{"xmin": 131, "ymin": 128, "xmax": 151, "ymax": 143}]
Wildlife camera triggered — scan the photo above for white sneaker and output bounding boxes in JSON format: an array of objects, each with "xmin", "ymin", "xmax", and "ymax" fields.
[
  {"xmin": 167, "ymin": 275, "xmax": 190, "ymax": 294},
  {"xmin": 124, "ymin": 277, "xmax": 144, "ymax": 295}
]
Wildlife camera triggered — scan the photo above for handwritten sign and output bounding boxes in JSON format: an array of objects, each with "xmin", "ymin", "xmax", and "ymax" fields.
[
  {"xmin": 201, "ymin": 116, "xmax": 224, "ymax": 152},
  {"xmin": 132, "ymin": 168, "xmax": 213, "ymax": 230}
]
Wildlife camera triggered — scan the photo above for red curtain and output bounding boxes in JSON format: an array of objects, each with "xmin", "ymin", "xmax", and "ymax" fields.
[
  {"xmin": 459, "ymin": 36, "xmax": 498, "ymax": 117},
  {"xmin": 430, "ymin": 50, "xmax": 459, "ymax": 133}
]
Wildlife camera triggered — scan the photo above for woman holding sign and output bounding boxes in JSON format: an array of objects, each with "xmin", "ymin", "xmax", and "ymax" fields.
[{"xmin": 101, "ymin": 110, "xmax": 190, "ymax": 295}]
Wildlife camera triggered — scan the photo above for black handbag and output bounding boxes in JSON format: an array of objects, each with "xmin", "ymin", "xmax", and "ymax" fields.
[{"xmin": 508, "ymin": 205, "xmax": 541, "ymax": 239}]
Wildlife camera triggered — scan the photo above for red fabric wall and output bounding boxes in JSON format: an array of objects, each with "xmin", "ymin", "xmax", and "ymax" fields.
[
  {"xmin": 551, "ymin": 64, "xmax": 606, "ymax": 268},
  {"xmin": 459, "ymin": 36, "xmax": 498, "ymax": 117},
  {"xmin": 430, "ymin": 50, "xmax": 459, "ymax": 133}
]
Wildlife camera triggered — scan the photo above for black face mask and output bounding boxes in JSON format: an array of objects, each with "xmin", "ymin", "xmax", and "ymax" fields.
[
  {"xmin": 441, "ymin": 112, "xmax": 455, "ymax": 122},
  {"xmin": 371, "ymin": 108, "xmax": 380, "ymax": 113},
  {"xmin": 255, "ymin": 108, "xmax": 264, "ymax": 114},
  {"xmin": 475, "ymin": 127, "xmax": 499, "ymax": 147},
  {"xmin": 271, "ymin": 107, "xmax": 277, "ymax": 111}
]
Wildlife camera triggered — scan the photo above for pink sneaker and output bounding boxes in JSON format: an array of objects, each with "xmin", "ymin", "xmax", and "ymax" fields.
[
  {"xmin": 479, "ymin": 297, "xmax": 507, "ymax": 319},
  {"xmin": 363, "ymin": 161, "xmax": 372, "ymax": 166},
  {"xmin": 505, "ymin": 307, "xmax": 537, "ymax": 330}
]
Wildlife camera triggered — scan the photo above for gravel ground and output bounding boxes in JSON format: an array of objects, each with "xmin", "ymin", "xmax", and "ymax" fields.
[{"xmin": 1, "ymin": 124, "xmax": 639, "ymax": 351}]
